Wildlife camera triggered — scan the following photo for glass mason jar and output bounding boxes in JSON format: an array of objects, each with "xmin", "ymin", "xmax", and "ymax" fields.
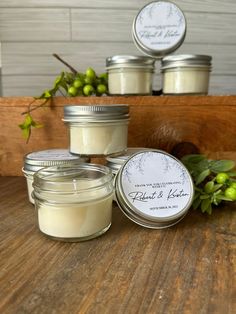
[
  {"xmin": 22, "ymin": 149, "xmax": 89, "ymax": 204},
  {"xmin": 161, "ymin": 54, "xmax": 212, "ymax": 95},
  {"xmin": 33, "ymin": 163, "xmax": 114, "ymax": 242},
  {"xmin": 106, "ymin": 55, "xmax": 155, "ymax": 95},
  {"xmin": 63, "ymin": 104, "xmax": 130, "ymax": 156}
]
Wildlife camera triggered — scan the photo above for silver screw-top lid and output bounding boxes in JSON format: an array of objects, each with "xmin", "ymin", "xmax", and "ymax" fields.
[
  {"xmin": 63, "ymin": 104, "xmax": 130, "ymax": 122},
  {"xmin": 132, "ymin": 1, "xmax": 187, "ymax": 58},
  {"xmin": 115, "ymin": 149, "xmax": 194, "ymax": 229},
  {"xmin": 161, "ymin": 54, "xmax": 212, "ymax": 70},
  {"xmin": 106, "ymin": 55, "xmax": 155, "ymax": 68},
  {"xmin": 23, "ymin": 149, "xmax": 88, "ymax": 172},
  {"xmin": 106, "ymin": 147, "xmax": 149, "ymax": 165}
]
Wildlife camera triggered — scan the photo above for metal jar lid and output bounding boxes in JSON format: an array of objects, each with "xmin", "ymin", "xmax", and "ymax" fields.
[
  {"xmin": 106, "ymin": 147, "xmax": 149, "ymax": 165},
  {"xmin": 63, "ymin": 104, "xmax": 130, "ymax": 122},
  {"xmin": 161, "ymin": 54, "xmax": 212, "ymax": 70},
  {"xmin": 106, "ymin": 55, "xmax": 155, "ymax": 69},
  {"xmin": 114, "ymin": 149, "xmax": 194, "ymax": 229},
  {"xmin": 23, "ymin": 148, "xmax": 88, "ymax": 172},
  {"xmin": 132, "ymin": 1, "xmax": 187, "ymax": 58}
]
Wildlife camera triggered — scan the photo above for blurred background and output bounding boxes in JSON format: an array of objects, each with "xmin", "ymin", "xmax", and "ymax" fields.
[{"xmin": 0, "ymin": 0, "xmax": 235, "ymax": 96}]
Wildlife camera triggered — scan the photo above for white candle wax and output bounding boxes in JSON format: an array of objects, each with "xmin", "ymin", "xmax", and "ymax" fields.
[
  {"xmin": 162, "ymin": 68, "xmax": 210, "ymax": 94},
  {"xmin": 108, "ymin": 68, "xmax": 153, "ymax": 95},
  {"xmin": 37, "ymin": 195, "xmax": 113, "ymax": 239},
  {"xmin": 69, "ymin": 122, "xmax": 128, "ymax": 155}
]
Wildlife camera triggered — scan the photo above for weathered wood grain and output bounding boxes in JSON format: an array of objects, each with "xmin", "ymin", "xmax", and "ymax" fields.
[
  {"xmin": 0, "ymin": 8, "xmax": 70, "ymax": 41},
  {"xmin": 2, "ymin": 42, "xmax": 236, "ymax": 76},
  {"xmin": 0, "ymin": 96, "xmax": 236, "ymax": 176},
  {"xmin": 0, "ymin": 176, "xmax": 235, "ymax": 314},
  {"xmin": 71, "ymin": 9, "xmax": 236, "ymax": 45},
  {"xmin": 0, "ymin": 0, "xmax": 236, "ymax": 13}
]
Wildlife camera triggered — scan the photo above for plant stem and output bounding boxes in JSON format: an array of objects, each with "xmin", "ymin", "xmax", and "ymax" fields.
[
  {"xmin": 21, "ymin": 99, "xmax": 50, "ymax": 115},
  {"xmin": 53, "ymin": 53, "xmax": 78, "ymax": 75}
]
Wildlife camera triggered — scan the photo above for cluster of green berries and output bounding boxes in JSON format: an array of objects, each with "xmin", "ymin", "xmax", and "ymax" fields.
[
  {"xmin": 203, "ymin": 172, "xmax": 236, "ymax": 201},
  {"xmin": 214, "ymin": 173, "xmax": 236, "ymax": 200},
  {"xmin": 67, "ymin": 67, "xmax": 108, "ymax": 97}
]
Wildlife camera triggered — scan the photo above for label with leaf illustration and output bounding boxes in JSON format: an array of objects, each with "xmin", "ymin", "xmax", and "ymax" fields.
[
  {"xmin": 118, "ymin": 150, "xmax": 194, "ymax": 219},
  {"xmin": 133, "ymin": 1, "xmax": 186, "ymax": 56}
]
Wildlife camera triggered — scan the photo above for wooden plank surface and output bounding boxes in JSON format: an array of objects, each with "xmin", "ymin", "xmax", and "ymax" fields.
[
  {"xmin": 0, "ymin": 0, "xmax": 236, "ymax": 13},
  {"xmin": 0, "ymin": 176, "xmax": 235, "ymax": 313},
  {"xmin": 0, "ymin": 96, "xmax": 236, "ymax": 176}
]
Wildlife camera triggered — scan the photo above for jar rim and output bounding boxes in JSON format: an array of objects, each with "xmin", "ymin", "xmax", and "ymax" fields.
[
  {"xmin": 63, "ymin": 104, "xmax": 130, "ymax": 122},
  {"xmin": 106, "ymin": 55, "xmax": 155, "ymax": 67},
  {"xmin": 33, "ymin": 163, "xmax": 113, "ymax": 193},
  {"xmin": 23, "ymin": 148, "xmax": 88, "ymax": 172},
  {"xmin": 161, "ymin": 54, "xmax": 212, "ymax": 70}
]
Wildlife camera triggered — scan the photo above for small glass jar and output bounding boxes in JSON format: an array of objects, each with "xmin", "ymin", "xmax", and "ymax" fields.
[
  {"xmin": 161, "ymin": 54, "xmax": 212, "ymax": 95},
  {"xmin": 63, "ymin": 104, "xmax": 130, "ymax": 156},
  {"xmin": 22, "ymin": 149, "xmax": 88, "ymax": 204},
  {"xmin": 106, "ymin": 55, "xmax": 155, "ymax": 95},
  {"xmin": 33, "ymin": 163, "xmax": 114, "ymax": 242}
]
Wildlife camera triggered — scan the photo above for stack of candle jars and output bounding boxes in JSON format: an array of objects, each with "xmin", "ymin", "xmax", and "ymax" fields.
[
  {"xmin": 106, "ymin": 1, "xmax": 212, "ymax": 95},
  {"xmin": 23, "ymin": 106, "xmax": 195, "ymax": 241},
  {"xmin": 23, "ymin": 104, "xmax": 131, "ymax": 242}
]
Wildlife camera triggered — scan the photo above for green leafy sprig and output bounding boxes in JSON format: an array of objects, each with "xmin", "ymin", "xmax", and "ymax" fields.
[
  {"xmin": 19, "ymin": 54, "xmax": 108, "ymax": 143},
  {"xmin": 181, "ymin": 154, "xmax": 236, "ymax": 214}
]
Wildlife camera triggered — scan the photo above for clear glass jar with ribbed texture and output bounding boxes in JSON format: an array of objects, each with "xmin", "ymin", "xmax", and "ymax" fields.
[{"xmin": 33, "ymin": 163, "xmax": 114, "ymax": 242}]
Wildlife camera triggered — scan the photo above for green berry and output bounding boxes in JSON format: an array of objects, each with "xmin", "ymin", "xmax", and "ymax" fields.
[
  {"xmin": 84, "ymin": 76, "xmax": 94, "ymax": 85},
  {"xmin": 224, "ymin": 187, "xmax": 236, "ymax": 201},
  {"xmin": 68, "ymin": 86, "xmax": 78, "ymax": 97},
  {"xmin": 73, "ymin": 79, "xmax": 83, "ymax": 89},
  {"xmin": 216, "ymin": 172, "xmax": 229, "ymax": 184},
  {"xmin": 85, "ymin": 67, "xmax": 96, "ymax": 80},
  {"xmin": 96, "ymin": 84, "xmax": 107, "ymax": 95},
  {"xmin": 83, "ymin": 84, "xmax": 94, "ymax": 96}
]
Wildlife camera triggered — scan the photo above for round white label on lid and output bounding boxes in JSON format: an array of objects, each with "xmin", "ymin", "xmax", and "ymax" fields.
[
  {"xmin": 133, "ymin": 1, "xmax": 186, "ymax": 57},
  {"xmin": 117, "ymin": 150, "xmax": 194, "ymax": 221},
  {"xmin": 27, "ymin": 149, "xmax": 79, "ymax": 161}
]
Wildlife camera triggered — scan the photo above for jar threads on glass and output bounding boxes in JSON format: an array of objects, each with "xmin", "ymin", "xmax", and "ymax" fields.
[
  {"xmin": 63, "ymin": 104, "xmax": 130, "ymax": 156},
  {"xmin": 33, "ymin": 163, "xmax": 114, "ymax": 242},
  {"xmin": 22, "ymin": 149, "xmax": 88, "ymax": 204},
  {"xmin": 161, "ymin": 54, "xmax": 212, "ymax": 95},
  {"xmin": 106, "ymin": 55, "xmax": 155, "ymax": 95}
]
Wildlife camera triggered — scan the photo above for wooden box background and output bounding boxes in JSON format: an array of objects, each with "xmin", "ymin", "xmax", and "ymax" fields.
[{"xmin": 0, "ymin": 95, "xmax": 236, "ymax": 176}]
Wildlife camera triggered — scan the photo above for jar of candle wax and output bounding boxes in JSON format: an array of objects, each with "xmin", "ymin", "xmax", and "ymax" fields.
[
  {"xmin": 33, "ymin": 163, "xmax": 114, "ymax": 242},
  {"xmin": 63, "ymin": 104, "xmax": 130, "ymax": 156},
  {"xmin": 22, "ymin": 149, "xmax": 89, "ymax": 204},
  {"xmin": 161, "ymin": 54, "xmax": 212, "ymax": 95},
  {"xmin": 106, "ymin": 55, "xmax": 155, "ymax": 95}
]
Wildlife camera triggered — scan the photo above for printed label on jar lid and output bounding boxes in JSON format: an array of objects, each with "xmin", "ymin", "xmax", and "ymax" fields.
[
  {"xmin": 133, "ymin": 1, "xmax": 186, "ymax": 57},
  {"xmin": 115, "ymin": 150, "xmax": 194, "ymax": 227}
]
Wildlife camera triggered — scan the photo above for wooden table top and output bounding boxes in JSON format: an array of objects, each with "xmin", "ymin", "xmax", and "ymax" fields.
[{"xmin": 0, "ymin": 177, "xmax": 235, "ymax": 314}]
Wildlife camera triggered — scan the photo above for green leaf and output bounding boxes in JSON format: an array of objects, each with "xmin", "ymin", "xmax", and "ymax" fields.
[
  {"xmin": 204, "ymin": 181, "xmax": 214, "ymax": 193},
  {"xmin": 196, "ymin": 169, "xmax": 211, "ymax": 185},
  {"xmin": 192, "ymin": 197, "xmax": 201, "ymax": 210},
  {"xmin": 181, "ymin": 154, "xmax": 207, "ymax": 164},
  {"xmin": 201, "ymin": 198, "xmax": 211, "ymax": 213},
  {"xmin": 200, "ymin": 194, "xmax": 210, "ymax": 200},
  {"xmin": 215, "ymin": 195, "xmax": 233, "ymax": 202},
  {"xmin": 226, "ymin": 171, "xmax": 236, "ymax": 177},
  {"xmin": 212, "ymin": 183, "xmax": 223, "ymax": 192},
  {"xmin": 21, "ymin": 126, "xmax": 31, "ymax": 140},
  {"xmin": 206, "ymin": 203, "xmax": 212, "ymax": 215},
  {"xmin": 209, "ymin": 160, "xmax": 235, "ymax": 173}
]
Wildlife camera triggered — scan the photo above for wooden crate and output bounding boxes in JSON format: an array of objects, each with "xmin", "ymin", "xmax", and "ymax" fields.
[{"xmin": 0, "ymin": 95, "xmax": 236, "ymax": 176}]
